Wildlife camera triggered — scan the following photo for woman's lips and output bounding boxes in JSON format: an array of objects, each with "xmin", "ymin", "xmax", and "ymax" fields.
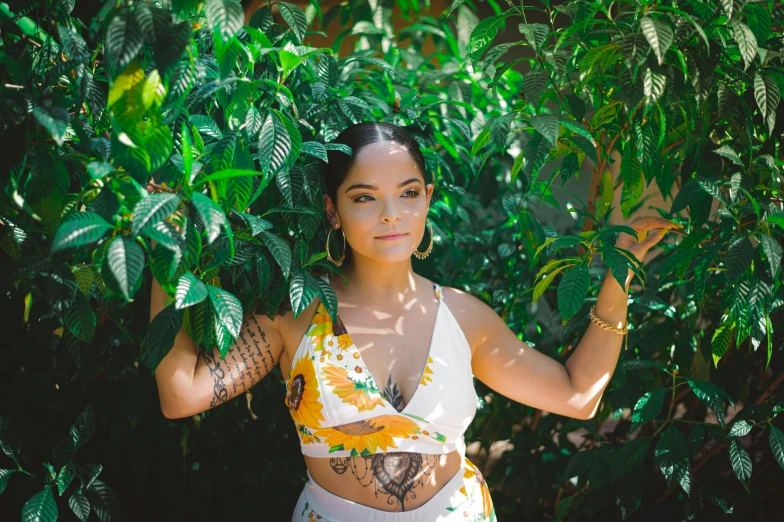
[{"xmin": 376, "ymin": 233, "xmax": 408, "ymax": 240}]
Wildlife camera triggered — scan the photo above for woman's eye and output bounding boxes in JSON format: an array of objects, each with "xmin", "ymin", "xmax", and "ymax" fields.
[{"xmin": 354, "ymin": 190, "xmax": 419, "ymax": 203}]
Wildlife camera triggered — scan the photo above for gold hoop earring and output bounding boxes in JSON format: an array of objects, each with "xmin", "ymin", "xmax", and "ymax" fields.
[
  {"xmin": 326, "ymin": 224, "xmax": 346, "ymax": 266},
  {"xmin": 413, "ymin": 218, "xmax": 433, "ymax": 260}
]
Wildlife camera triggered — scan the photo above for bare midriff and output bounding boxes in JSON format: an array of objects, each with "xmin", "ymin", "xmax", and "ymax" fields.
[{"xmin": 304, "ymin": 449, "xmax": 463, "ymax": 512}]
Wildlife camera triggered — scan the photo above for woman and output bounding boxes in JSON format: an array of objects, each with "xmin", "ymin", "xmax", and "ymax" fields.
[{"xmin": 151, "ymin": 122, "xmax": 679, "ymax": 521}]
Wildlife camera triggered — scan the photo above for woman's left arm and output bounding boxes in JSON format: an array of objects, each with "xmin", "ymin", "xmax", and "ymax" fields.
[{"xmin": 463, "ymin": 217, "xmax": 682, "ymax": 420}]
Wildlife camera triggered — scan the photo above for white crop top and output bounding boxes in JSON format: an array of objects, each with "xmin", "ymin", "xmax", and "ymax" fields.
[{"xmin": 284, "ymin": 273, "xmax": 478, "ymax": 458}]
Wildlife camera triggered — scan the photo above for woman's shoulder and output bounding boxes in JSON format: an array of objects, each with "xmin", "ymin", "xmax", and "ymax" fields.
[{"xmin": 438, "ymin": 283, "xmax": 498, "ymax": 357}]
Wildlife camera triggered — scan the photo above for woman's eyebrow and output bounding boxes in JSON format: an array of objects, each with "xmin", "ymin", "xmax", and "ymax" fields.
[{"xmin": 344, "ymin": 178, "xmax": 422, "ymax": 193}]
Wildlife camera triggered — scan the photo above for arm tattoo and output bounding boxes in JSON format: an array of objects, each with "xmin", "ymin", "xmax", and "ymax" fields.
[
  {"xmin": 202, "ymin": 315, "xmax": 275, "ymax": 408},
  {"xmin": 329, "ymin": 453, "xmax": 443, "ymax": 511}
]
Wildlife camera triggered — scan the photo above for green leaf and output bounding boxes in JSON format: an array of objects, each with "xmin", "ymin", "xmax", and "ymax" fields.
[
  {"xmin": 518, "ymin": 23, "xmax": 549, "ymax": 53},
  {"xmin": 532, "ymin": 266, "xmax": 566, "ymax": 304},
  {"xmin": 711, "ymin": 321, "xmax": 733, "ymax": 367},
  {"xmin": 134, "ymin": 4, "xmax": 171, "ymax": 44},
  {"xmin": 523, "ymin": 70, "xmax": 549, "ymax": 107},
  {"xmin": 207, "ymin": 285, "xmax": 243, "ymax": 339},
  {"xmin": 279, "ymin": 50, "xmax": 303, "ymax": 78},
  {"xmin": 718, "ymin": 83, "xmax": 740, "ymax": 118},
  {"xmin": 258, "ymin": 111, "xmax": 291, "ymax": 175},
  {"xmin": 468, "ymin": 14, "xmax": 512, "ymax": 66},
  {"xmin": 190, "ymin": 115, "xmax": 222, "ymax": 140},
  {"xmin": 301, "ymin": 141, "xmax": 328, "ymax": 162},
  {"xmin": 754, "ymin": 73, "xmax": 780, "ymax": 134},
  {"xmin": 720, "ymin": 0, "xmax": 734, "ymax": 19},
  {"xmin": 745, "ymin": 3, "xmax": 771, "ymax": 44},
  {"xmin": 105, "ymin": 9, "xmax": 144, "ymax": 76},
  {"xmin": 191, "ymin": 192, "xmax": 227, "ymax": 244},
  {"xmin": 175, "ymin": 272, "xmax": 208, "ymax": 309},
  {"xmin": 557, "ymin": 263, "xmax": 589, "ymax": 320},
  {"xmin": 731, "ymin": 20, "xmax": 757, "ymax": 71},
  {"xmin": 86, "ymin": 479, "xmax": 121, "ymax": 520},
  {"xmin": 51, "ymin": 213, "xmax": 114, "ymax": 253},
  {"xmin": 643, "ymin": 66, "xmax": 667, "ymax": 103},
  {"xmin": 278, "ymin": 2, "xmax": 308, "ymax": 44},
  {"xmin": 685, "ymin": 377, "xmax": 734, "ymax": 428},
  {"xmin": 259, "ymin": 231, "xmax": 292, "ymax": 279},
  {"xmin": 64, "ymin": 291, "xmax": 96, "ymax": 342},
  {"xmin": 141, "ymin": 69, "xmax": 166, "ymax": 109},
  {"xmin": 523, "ymin": 131, "xmax": 551, "ymax": 179},
  {"xmin": 621, "ymin": 143, "xmax": 643, "ymax": 220},
  {"xmin": 33, "ymin": 106, "xmax": 70, "ymax": 147},
  {"xmin": 655, "ymin": 425, "xmax": 691, "ymax": 496},
  {"xmin": 566, "ymin": 134, "xmax": 597, "ymax": 165},
  {"xmin": 0, "ymin": 469, "xmax": 14, "ymax": 495},
  {"xmin": 597, "ymin": 169, "xmax": 614, "ymax": 219},
  {"xmin": 181, "ymin": 122, "xmax": 194, "ymax": 184},
  {"xmin": 154, "ymin": 21, "xmax": 191, "ymax": 73},
  {"xmin": 728, "ymin": 420, "xmax": 752, "ymax": 437},
  {"xmin": 729, "ymin": 438, "xmax": 752, "ymax": 488},
  {"xmin": 629, "ymin": 388, "xmax": 667, "ymax": 434},
  {"xmin": 73, "ymin": 266, "xmax": 94, "ymax": 295},
  {"xmin": 143, "ymin": 222, "xmax": 183, "ymax": 255},
  {"xmin": 70, "ymin": 404, "xmax": 95, "ymax": 452},
  {"xmin": 180, "ymin": 215, "xmax": 203, "ymax": 272},
  {"xmin": 725, "ymin": 236, "xmax": 753, "ymax": 280},
  {"xmin": 713, "ymin": 144, "xmax": 744, "ymax": 167},
  {"xmin": 68, "ymin": 490, "xmax": 90, "ymax": 519},
  {"xmin": 529, "ymin": 114, "xmax": 560, "ymax": 147},
  {"xmin": 21, "ymin": 485, "xmax": 58, "ymax": 522},
  {"xmin": 106, "ymin": 236, "xmax": 144, "ymax": 300},
  {"xmin": 194, "ymin": 168, "xmax": 268, "ymax": 188},
  {"xmin": 205, "ymin": 0, "xmax": 244, "ymax": 41},
  {"xmin": 611, "ymin": 435, "xmax": 651, "ymax": 481},
  {"xmin": 145, "ymin": 304, "xmax": 184, "ymax": 373},
  {"xmin": 289, "ymin": 271, "xmax": 319, "ymax": 317},
  {"xmin": 131, "ymin": 193, "xmax": 181, "ymax": 236},
  {"xmin": 621, "ymin": 33, "xmax": 649, "ymax": 67},
  {"xmin": 758, "ymin": 232, "xmax": 782, "ymax": 277},
  {"xmin": 770, "ymin": 425, "xmax": 784, "ymax": 472},
  {"xmin": 276, "ymin": 109, "xmax": 302, "ymax": 170},
  {"xmin": 640, "ymin": 16, "xmax": 672, "ymax": 65}
]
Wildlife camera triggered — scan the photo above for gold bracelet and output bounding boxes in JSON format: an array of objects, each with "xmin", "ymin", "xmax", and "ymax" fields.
[{"xmin": 589, "ymin": 305, "xmax": 629, "ymax": 351}]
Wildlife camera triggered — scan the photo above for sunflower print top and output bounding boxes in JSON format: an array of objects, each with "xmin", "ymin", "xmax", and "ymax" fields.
[{"xmin": 284, "ymin": 273, "xmax": 478, "ymax": 458}]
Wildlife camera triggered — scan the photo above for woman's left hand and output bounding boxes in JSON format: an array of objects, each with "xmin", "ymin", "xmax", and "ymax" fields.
[{"xmin": 616, "ymin": 216, "xmax": 684, "ymax": 264}]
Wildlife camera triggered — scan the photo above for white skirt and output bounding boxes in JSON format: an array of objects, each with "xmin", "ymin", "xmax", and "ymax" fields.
[{"xmin": 291, "ymin": 455, "xmax": 496, "ymax": 522}]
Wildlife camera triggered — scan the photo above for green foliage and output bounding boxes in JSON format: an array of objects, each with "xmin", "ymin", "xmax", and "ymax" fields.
[{"xmin": 0, "ymin": 0, "xmax": 783, "ymax": 520}]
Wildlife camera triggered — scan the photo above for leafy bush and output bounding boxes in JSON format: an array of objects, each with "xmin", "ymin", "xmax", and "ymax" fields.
[{"xmin": 0, "ymin": 0, "xmax": 782, "ymax": 521}]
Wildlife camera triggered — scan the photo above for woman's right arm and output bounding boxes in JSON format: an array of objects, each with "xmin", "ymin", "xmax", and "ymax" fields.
[{"xmin": 150, "ymin": 257, "xmax": 285, "ymax": 419}]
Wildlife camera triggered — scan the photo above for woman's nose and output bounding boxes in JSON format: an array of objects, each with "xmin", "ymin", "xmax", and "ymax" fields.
[{"xmin": 380, "ymin": 197, "xmax": 402, "ymax": 222}]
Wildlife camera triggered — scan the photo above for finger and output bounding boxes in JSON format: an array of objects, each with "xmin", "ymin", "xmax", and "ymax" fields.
[
  {"xmin": 637, "ymin": 219, "xmax": 680, "ymax": 232},
  {"xmin": 638, "ymin": 228, "xmax": 666, "ymax": 247}
]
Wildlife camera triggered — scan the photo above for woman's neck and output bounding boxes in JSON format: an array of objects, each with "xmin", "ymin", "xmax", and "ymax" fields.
[{"xmin": 332, "ymin": 260, "xmax": 421, "ymax": 307}]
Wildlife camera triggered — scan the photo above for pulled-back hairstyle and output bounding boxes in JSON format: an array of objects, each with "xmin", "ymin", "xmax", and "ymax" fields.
[{"xmin": 321, "ymin": 122, "xmax": 428, "ymax": 267}]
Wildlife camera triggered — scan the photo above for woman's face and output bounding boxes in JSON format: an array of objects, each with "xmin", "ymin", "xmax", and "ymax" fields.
[{"xmin": 325, "ymin": 141, "xmax": 433, "ymax": 264}]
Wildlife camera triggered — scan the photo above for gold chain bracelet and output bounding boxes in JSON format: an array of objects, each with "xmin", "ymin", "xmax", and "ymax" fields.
[{"xmin": 589, "ymin": 305, "xmax": 629, "ymax": 351}]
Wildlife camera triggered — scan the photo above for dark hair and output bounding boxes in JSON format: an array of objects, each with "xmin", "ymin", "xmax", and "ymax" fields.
[{"xmin": 321, "ymin": 122, "xmax": 428, "ymax": 268}]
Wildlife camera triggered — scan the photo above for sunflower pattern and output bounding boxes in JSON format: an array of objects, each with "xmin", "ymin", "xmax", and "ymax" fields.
[
  {"xmin": 449, "ymin": 458, "xmax": 496, "ymax": 521},
  {"xmin": 321, "ymin": 363, "xmax": 386, "ymax": 412},
  {"xmin": 285, "ymin": 354, "xmax": 325, "ymax": 428},
  {"xmin": 420, "ymin": 355, "xmax": 434, "ymax": 385},
  {"xmin": 307, "ymin": 303, "xmax": 353, "ymax": 354},
  {"xmin": 312, "ymin": 415, "xmax": 421, "ymax": 456}
]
